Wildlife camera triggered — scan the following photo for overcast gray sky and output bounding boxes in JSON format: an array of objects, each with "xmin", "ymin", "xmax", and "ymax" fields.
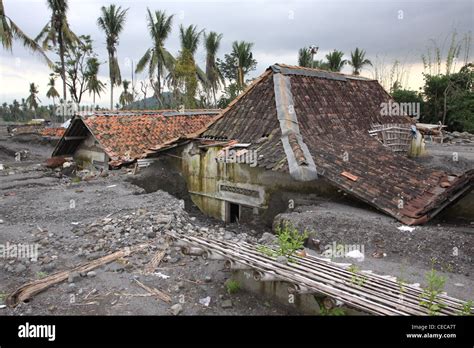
[{"xmin": 0, "ymin": 0, "xmax": 472, "ymax": 106}]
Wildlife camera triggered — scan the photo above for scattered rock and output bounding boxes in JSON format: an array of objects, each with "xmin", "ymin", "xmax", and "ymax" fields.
[
  {"xmin": 86, "ymin": 271, "xmax": 97, "ymax": 278},
  {"xmin": 170, "ymin": 303, "xmax": 183, "ymax": 316},
  {"xmin": 258, "ymin": 232, "xmax": 276, "ymax": 244},
  {"xmin": 68, "ymin": 272, "xmax": 80, "ymax": 283},
  {"xmin": 221, "ymin": 299, "xmax": 233, "ymax": 309}
]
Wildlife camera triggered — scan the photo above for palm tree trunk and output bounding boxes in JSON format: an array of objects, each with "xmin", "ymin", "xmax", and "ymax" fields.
[
  {"xmin": 59, "ymin": 32, "xmax": 67, "ymax": 100},
  {"xmin": 213, "ymin": 87, "xmax": 217, "ymax": 108},
  {"xmin": 110, "ymin": 80, "xmax": 113, "ymax": 110}
]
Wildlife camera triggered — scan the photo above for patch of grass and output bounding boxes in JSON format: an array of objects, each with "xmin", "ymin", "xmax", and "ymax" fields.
[
  {"xmin": 419, "ymin": 269, "xmax": 446, "ymax": 315},
  {"xmin": 225, "ymin": 279, "xmax": 241, "ymax": 295},
  {"xmin": 457, "ymin": 300, "xmax": 473, "ymax": 316},
  {"xmin": 320, "ymin": 307, "xmax": 346, "ymax": 316},
  {"xmin": 0, "ymin": 292, "xmax": 6, "ymax": 303},
  {"xmin": 71, "ymin": 177, "xmax": 82, "ymax": 183},
  {"xmin": 348, "ymin": 265, "xmax": 366, "ymax": 286},
  {"xmin": 36, "ymin": 271, "xmax": 48, "ymax": 279}
]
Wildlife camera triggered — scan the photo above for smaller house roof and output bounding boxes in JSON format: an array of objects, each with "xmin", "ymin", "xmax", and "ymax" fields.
[{"xmin": 52, "ymin": 110, "xmax": 219, "ymax": 166}]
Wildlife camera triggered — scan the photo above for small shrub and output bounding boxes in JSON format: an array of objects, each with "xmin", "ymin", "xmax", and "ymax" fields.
[
  {"xmin": 36, "ymin": 271, "xmax": 48, "ymax": 279},
  {"xmin": 257, "ymin": 222, "xmax": 308, "ymax": 262},
  {"xmin": 71, "ymin": 177, "xmax": 81, "ymax": 183},
  {"xmin": 225, "ymin": 279, "xmax": 241, "ymax": 294},
  {"xmin": 419, "ymin": 269, "xmax": 446, "ymax": 315},
  {"xmin": 457, "ymin": 300, "xmax": 473, "ymax": 316},
  {"xmin": 348, "ymin": 265, "xmax": 366, "ymax": 286}
]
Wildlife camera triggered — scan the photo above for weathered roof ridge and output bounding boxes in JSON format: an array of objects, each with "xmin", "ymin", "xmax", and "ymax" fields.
[
  {"xmin": 76, "ymin": 109, "xmax": 221, "ymax": 117},
  {"xmin": 272, "ymin": 63, "xmax": 376, "ymax": 81}
]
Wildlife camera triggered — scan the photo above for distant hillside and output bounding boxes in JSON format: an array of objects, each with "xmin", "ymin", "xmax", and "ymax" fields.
[{"xmin": 125, "ymin": 92, "xmax": 200, "ymax": 110}]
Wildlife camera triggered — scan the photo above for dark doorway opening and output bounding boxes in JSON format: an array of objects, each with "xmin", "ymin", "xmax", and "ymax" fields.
[{"xmin": 229, "ymin": 202, "xmax": 240, "ymax": 223}]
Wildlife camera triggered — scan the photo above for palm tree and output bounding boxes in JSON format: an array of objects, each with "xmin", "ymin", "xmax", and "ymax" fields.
[
  {"xmin": 204, "ymin": 31, "xmax": 224, "ymax": 107},
  {"xmin": 349, "ymin": 47, "xmax": 372, "ymax": 75},
  {"xmin": 119, "ymin": 80, "xmax": 133, "ymax": 107},
  {"xmin": 298, "ymin": 47, "xmax": 312, "ymax": 67},
  {"xmin": 46, "ymin": 75, "xmax": 60, "ymax": 105},
  {"xmin": 135, "ymin": 9, "xmax": 174, "ymax": 107},
  {"xmin": 36, "ymin": 0, "xmax": 79, "ymax": 100},
  {"xmin": 85, "ymin": 57, "xmax": 106, "ymax": 104},
  {"xmin": 172, "ymin": 24, "xmax": 204, "ymax": 107},
  {"xmin": 325, "ymin": 50, "xmax": 346, "ymax": 72},
  {"xmin": 232, "ymin": 41, "xmax": 255, "ymax": 90},
  {"xmin": 0, "ymin": 0, "xmax": 52, "ymax": 65},
  {"xmin": 180, "ymin": 24, "xmax": 202, "ymax": 56},
  {"xmin": 25, "ymin": 83, "xmax": 40, "ymax": 116},
  {"xmin": 97, "ymin": 4, "xmax": 128, "ymax": 110}
]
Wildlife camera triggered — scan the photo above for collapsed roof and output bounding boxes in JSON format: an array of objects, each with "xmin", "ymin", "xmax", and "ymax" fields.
[
  {"xmin": 53, "ymin": 110, "xmax": 219, "ymax": 166},
  {"xmin": 202, "ymin": 64, "xmax": 473, "ymax": 225}
]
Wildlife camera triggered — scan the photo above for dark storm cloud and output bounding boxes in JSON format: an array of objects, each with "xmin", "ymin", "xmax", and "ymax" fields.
[{"xmin": 0, "ymin": 0, "xmax": 472, "ymax": 104}]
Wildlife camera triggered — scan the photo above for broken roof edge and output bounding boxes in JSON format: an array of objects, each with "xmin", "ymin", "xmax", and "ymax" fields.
[
  {"xmin": 51, "ymin": 115, "xmax": 97, "ymax": 158},
  {"xmin": 271, "ymin": 63, "xmax": 377, "ymax": 81}
]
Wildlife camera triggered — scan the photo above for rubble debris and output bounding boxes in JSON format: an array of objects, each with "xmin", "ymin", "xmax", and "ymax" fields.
[
  {"xmin": 45, "ymin": 156, "xmax": 66, "ymax": 169},
  {"xmin": 199, "ymin": 296, "xmax": 211, "ymax": 307},
  {"xmin": 221, "ymin": 299, "xmax": 233, "ymax": 309},
  {"xmin": 170, "ymin": 303, "xmax": 183, "ymax": 316},
  {"xmin": 6, "ymin": 244, "xmax": 148, "ymax": 307}
]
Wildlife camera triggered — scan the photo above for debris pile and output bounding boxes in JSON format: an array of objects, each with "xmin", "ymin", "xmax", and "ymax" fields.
[{"xmin": 444, "ymin": 131, "xmax": 474, "ymax": 144}]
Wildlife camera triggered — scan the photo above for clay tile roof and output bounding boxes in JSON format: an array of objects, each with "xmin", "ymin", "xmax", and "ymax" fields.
[
  {"xmin": 41, "ymin": 127, "xmax": 66, "ymax": 138},
  {"xmin": 53, "ymin": 110, "xmax": 219, "ymax": 165},
  {"xmin": 202, "ymin": 64, "xmax": 473, "ymax": 225}
]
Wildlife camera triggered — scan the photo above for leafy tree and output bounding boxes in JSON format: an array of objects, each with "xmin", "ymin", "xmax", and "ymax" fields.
[
  {"xmin": 298, "ymin": 47, "xmax": 312, "ymax": 67},
  {"xmin": 97, "ymin": 4, "xmax": 128, "ymax": 109},
  {"xmin": 217, "ymin": 82, "xmax": 241, "ymax": 108},
  {"xmin": 25, "ymin": 83, "xmax": 40, "ymax": 115},
  {"xmin": 36, "ymin": 0, "xmax": 80, "ymax": 100},
  {"xmin": 46, "ymin": 75, "xmax": 60, "ymax": 105},
  {"xmin": 349, "ymin": 47, "xmax": 372, "ymax": 75},
  {"xmin": 135, "ymin": 9, "xmax": 174, "ymax": 107},
  {"xmin": 172, "ymin": 24, "xmax": 203, "ymax": 108},
  {"xmin": 0, "ymin": 0, "xmax": 52, "ymax": 65},
  {"xmin": 421, "ymin": 63, "xmax": 473, "ymax": 132},
  {"xmin": 119, "ymin": 80, "xmax": 133, "ymax": 107},
  {"xmin": 204, "ymin": 31, "xmax": 225, "ymax": 107},
  {"xmin": 55, "ymin": 35, "xmax": 96, "ymax": 104},
  {"xmin": 85, "ymin": 57, "xmax": 105, "ymax": 104},
  {"xmin": 218, "ymin": 41, "xmax": 257, "ymax": 91},
  {"xmin": 325, "ymin": 49, "xmax": 346, "ymax": 72}
]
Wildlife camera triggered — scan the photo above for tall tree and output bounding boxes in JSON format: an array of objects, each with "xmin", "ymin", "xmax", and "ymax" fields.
[
  {"xmin": 97, "ymin": 4, "xmax": 128, "ymax": 109},
  {"xmin": 85, "ymin": 57, "xmax": 105, "ymax": 104},
  {"xmin": 135, "ymin": 9, "xmax": 174, "ymax": 107},
  {"xmin": 325, "ymin": 50, "xmax": 346, "ymax": 72},
  {"xmin": 36, "ymin": 0, "xmax": 79, "ymax": 100},
  {"xmin": 204, "ymin": 31, "xmax": 224, "ymax": 107},
  {"xmin": 119, "ymin": 80, "xmax": 133, "ymax": 107},
  {"xmin": 298, "ymin": 47, "xmax": 312, "ymax": 67},
  {"xmin": 231, "ymin": 41, "xmax": 256, "ymax": 90},
  {"xmin": 173, "ymin": 24, "xmax": 203, "ymax": 107},
  {"xmin": 46, "ymin": 75, "xmax": 60, "ymax": 105},
  {"xmin": 0, "ymin": 0, "xmax": 52, "ymax": 65},
  {"xmin": 25, "ymin": 83, "xmax": 40, "ymax": 116},
  {"xmin": 349, "ymin": 47, "xmax": 372, "ymax": 75}
]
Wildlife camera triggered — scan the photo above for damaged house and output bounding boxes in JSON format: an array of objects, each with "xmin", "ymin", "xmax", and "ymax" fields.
[
  {"xmin": 159, "ymin": 64, "xmax": 472, "ymax": 226},
  {"xmin": 52, "ymin": 110, "xmax": 219, "ymax": 169}
]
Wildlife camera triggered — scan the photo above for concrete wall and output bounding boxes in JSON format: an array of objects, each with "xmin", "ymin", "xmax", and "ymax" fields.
[
  {"xmin": 177, "ymin": 142, "xmax": 340, "ymax": 225},
  {"xmin": 74, "ymin": 133, "xmax": 108, "ymax": 170}
]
